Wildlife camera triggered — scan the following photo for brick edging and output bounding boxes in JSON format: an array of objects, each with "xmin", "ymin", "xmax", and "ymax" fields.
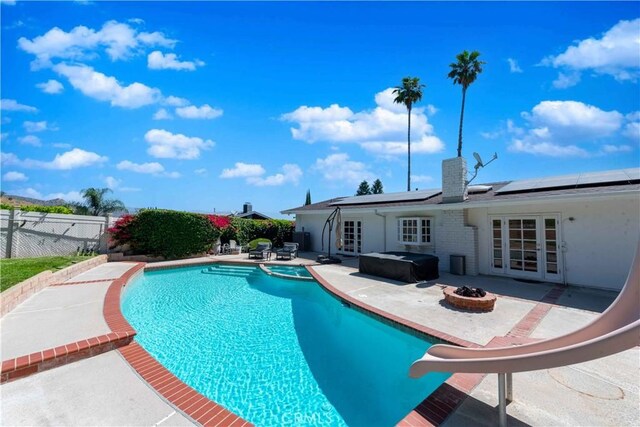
[
  {"xmin": 1, "ymin": 332, "xmax": 135, "ymax": 384},
  {"xmin": 110, "ymin": 262, "xmax": 252, "ymax": 426},
  {"xmin": 306, "ymin": 267, "xmax": 478, "ymax": 348},
  {"xmin": 1, "ymin": 255, "xmax": 108, "ymax": 316},
  {"xmin": 120, "ymin": 343, "xmax": 251, "ymax": 427}
]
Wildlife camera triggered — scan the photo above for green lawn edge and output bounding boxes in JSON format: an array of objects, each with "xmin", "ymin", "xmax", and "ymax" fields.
[{"xmin": 0, "ymin": 255, "xmax": 97, "ymax": 292}]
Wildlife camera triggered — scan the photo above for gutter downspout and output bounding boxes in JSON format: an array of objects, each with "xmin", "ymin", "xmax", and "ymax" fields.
[{"xmin": 374, "ymin": 209, "xmax": 387, "ymax": 252}]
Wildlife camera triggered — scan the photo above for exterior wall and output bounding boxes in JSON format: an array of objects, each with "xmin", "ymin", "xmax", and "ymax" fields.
[
  {"xmin": 1, "ymin": 210, "xmax": 117, "ymax": 259},
  {"xmin": 434, "ymin": 209, "xmax": 479, "ymax": 275},
  {"xmin": 467, "ymin": 195, "xmax": 640, "ymax": 290},
  {"xmin": 293, "ymin": 192, "xmax": 639, "ymax": 290}
]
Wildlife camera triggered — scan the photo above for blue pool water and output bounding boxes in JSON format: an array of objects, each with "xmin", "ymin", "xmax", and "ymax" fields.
[
  {"xmin": 266, "ymin": 265, "xmax": 313, "ymax": 278},
  {"xmin": 121, "ymin": 265, "xmax": 449, "ymax": 426}
]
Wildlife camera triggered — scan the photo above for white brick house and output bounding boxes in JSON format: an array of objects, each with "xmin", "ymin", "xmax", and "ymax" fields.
[{"xmin": 282, "ymin": 162, "xmax": 640, "ymax": 291}]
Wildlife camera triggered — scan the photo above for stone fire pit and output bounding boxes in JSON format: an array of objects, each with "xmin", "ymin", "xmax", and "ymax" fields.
[{"xmin": 443, "ymin": 286, "xmax": 496, "ymax": 312}]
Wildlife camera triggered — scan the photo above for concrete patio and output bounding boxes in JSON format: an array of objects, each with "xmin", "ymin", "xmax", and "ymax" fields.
[{"xmin": 1, "ymin": 252, "xmax": 638, "ymax": 426}]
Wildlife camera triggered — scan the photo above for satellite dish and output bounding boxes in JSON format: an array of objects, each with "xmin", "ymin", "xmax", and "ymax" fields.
[{"xmin": 473, "ymin": 152, "xmax": 484, "ymax": 168}]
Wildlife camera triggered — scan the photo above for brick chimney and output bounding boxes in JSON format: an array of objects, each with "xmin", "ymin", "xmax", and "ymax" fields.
[{"xmin": 441, "ymin": 157, "xmax": 468, "ymax": 203}]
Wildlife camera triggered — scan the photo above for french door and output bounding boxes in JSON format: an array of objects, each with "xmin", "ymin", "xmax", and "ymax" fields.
[
  {"xmin": 490, "ymin": 215, "xmax": 562, "ymax": 282},
  {"xmin": 341, "ymin": 219, "xmax": 362, "ymax": 255}
]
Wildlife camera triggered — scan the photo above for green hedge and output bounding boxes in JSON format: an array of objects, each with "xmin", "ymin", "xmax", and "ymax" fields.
[
  {"xmin": 0, "ymin": 204, "xmax": 74, "ymax": 214},
  {"xmin": 128, "ymin": 209, "xmax": 219, "ymax": 259},
  {"xmin": 247, "ymin": 238, "xmax": 272, "ymax": 250},
  {"xmin": 232, "ymin": 218, "xmax": 294, "ymax": 248}
]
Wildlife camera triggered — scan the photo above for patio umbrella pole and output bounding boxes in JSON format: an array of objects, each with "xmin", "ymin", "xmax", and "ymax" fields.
[
  {"xmin": 498, "ymin": 373, "xmax": 507, "ymax": 427},
  {"xmin": 317, "ymin": 207, "xmax": 342, "ymax": 264}
]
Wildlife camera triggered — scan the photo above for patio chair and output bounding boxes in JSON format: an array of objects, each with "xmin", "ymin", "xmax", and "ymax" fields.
[
  {"xmin": 276, "ymin": 242, "xmax": 299, "ymax": 260},
  {"xmin": 229, "ymin": 240, "xmax": 243, "ymax": 254},
  {"xmin": 248, "ymin": 242, "xmax": 272, "ymax": 260}
]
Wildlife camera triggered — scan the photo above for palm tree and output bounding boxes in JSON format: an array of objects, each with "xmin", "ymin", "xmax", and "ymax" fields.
[
  {"xmin": 448, "ymin": 50, "xmax": 485, "ymax": 158},
  {"xmin": 73, "ymin": 188, "xmax": 126, "ymax": 216},
  {"xmin": 393, "ymin": 77, "xmax": 425, "ymax": 191}
]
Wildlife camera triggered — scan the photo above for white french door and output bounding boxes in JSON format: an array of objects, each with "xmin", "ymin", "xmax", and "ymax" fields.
[
  {"xmin": 341, "ymin": 219, "xmax": 362, "ymax": 255},
  {"xmin": 490, "ymin": 215, "xmax": 563, "ymax": 283}
]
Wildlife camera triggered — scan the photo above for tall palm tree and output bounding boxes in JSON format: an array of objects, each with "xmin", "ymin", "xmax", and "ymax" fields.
[
  {"xmin": 448, "ymin": 50, "xmax": 485, "ymax": 158},
  {"xmin": 393, "ymin": 77, "xmax": 425, "ymax": 191},
  {"xmin": 73, "ymin": 188, "xmax": 126, "ymax": 216}
]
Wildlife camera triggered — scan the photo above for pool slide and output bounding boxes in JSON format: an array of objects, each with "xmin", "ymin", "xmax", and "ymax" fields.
[{"xmin": 409, "ymin": 241, "xmax": 640, "ymax": 426}]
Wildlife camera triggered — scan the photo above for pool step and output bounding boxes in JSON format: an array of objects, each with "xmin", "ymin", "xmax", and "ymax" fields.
[{"xmin": 202, "ymin": 265, "xmax": 261, "ymax": 278}]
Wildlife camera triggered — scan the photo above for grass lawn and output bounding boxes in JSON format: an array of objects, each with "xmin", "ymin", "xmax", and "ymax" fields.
[{"xmin": 0, "ymin": 255, "xmax": 95, "ymax": 292}]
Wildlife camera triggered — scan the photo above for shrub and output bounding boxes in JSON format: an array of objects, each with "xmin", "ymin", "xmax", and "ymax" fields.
[
  {"xmin": 233, "ymin": 218, "xmax": 294, "ymax": 247},
  {"xmin": 247, "ymin": 238, "xmax": 272, "ymax": 250},
  {"xmin": 126, "ymin": 209, "xmax": 218, "ymax": 259},
  {"xmin": 20, "ymin": 205, "xmax": 74, "ymax": 214},
  {"xmin": 0, "ymin": 204, "xmax": 74, "ymax": 214},
  {"xmin": 107, "ymin": 214, "xmax": 136, "ymax": 248}
]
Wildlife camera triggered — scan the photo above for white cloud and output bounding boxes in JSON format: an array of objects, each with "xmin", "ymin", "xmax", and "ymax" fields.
[
  {"xmin": 117, "ymin": 160, "xmax": 164, "ymax": 174},
  {"xmin": 622, "ymin": 122, "xmax": 640, "ymax": 141},
  {"xmin": 116, "ymin": 159, "xmax": 179, "ymax": 178},
  {"xmin": 220, "ymin": 162, "xmax": 302, "ymax": 186},
  {"xmin": 312, "ymin": 153, "xmax": 375, "ymax": 185},
  {"xmin": 46, "ymin": 148, "xmax": 108, "ymax": 169},
  {"xmin": 17, "ymin": 20, "xmax": 177, "ymax": 69},
  {"xmin": 601, "ymin": 144, "xmax": 633, "ymax": 153},
  {"xmin": 175, "ymin": 104, "xmax": 223, "ymax": 119},
  {"xmin": 220, "ymin": 162, "xmax": 265, "ymax": 178},
  {"xmin": 507, "ymin": 58, "xmax": 523, "ymax": 73},
  {"xmin": 543, "ymin": 18, "xmax": 640, "ymax": 85},
  {"xmin": 552, "ymin": 72, "xmax": 581, "ymax": 89},
  {"xmin": 23, "ymin": 120, "xmax": 55, "ymax": 133},
  {"xmin": 53, "ymin": 63, "xmax": 161, "ymax": 109},
  {"xmin": 1, "ymin": 99, "xmax": 38, "ymax": 113},
  {"xmin": 18, "ymin": 135, "xmax": 42, "ymax": 146},
  {"xmin": 162, "ymin": 95, "xmax": 190, "ymax": 107},
  {"xmin": 247, "ymin": 164, "xmax": 303, "ymax": 187},
  {"xmin": 507, "ymin": 100, "xmax": 629, "ymax": 157},
  {"xmin": 36, "ymin": 79, "xmax": 64, "ymax": 94},
  {"xmin": 194, "ymin": 168, "xmax": 207, "ymax": 176},
  {"xmin": 144, "ymin": 129, "xmax": 214, "ymax": 159},
  {"xmin": 1, "ymin": 148, "xmax": 108, "ymax": 169},
  {"xmin": 147, "ymin": 51, "xmax": 204, "ymax": 71},
  {"xmin": 104, "ymin": 176, "xmax": 120, "ymax": 189},
  {"xmin": 3, "ymin": 171, "xmax": 27, "ymax": 182},
  {"xmin": 282, "ymin": 87, "xmax": 444, "ymax": 156},
  {"xmin": 153, "ymin": 108, "xmax": 172, "ymax": 120}
]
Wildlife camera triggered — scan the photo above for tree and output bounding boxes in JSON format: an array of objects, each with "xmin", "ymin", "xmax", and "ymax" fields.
[
  {"xmin": 448, "ymin": 50, "xmax": 485, "ymax": 158},
  {"xmin": 393, "ymin": 76, "xmax": 425, "ymax": 192},
  {"xmin": 371, "ymin": 179, "xmax": 384, "ymax": 194},
  {"xmin": 304, "ymin": 189, "xmax": 312, "ymax": 205},
  {"xmin": 356, "ymin": 180, "xmax": 371, "ymax": 196},
  {"xmin": 72, "ymin": 188, "xmax": 127, "ymax": 216}
]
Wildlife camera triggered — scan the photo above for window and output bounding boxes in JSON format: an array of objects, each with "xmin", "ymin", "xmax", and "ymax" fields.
[{"xmin": 397, "ymin": 217, "xmax": 432, "ymax": 245}]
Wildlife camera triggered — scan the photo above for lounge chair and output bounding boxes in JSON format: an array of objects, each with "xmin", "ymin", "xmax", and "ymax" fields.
[
  {"xmin": 229, "ymin": 240, "xmax": 243, "ymax": 254},
  {"xmin": 409, "ymin": 240, "xmax": 640, "ymax": 427},
  {"xmin": 248, "ymin": 242, "xmax": 272, "ymax": 260},
  {"xmin": 276, "ymin": 242, "xmax": 299, "ymax": 260}
]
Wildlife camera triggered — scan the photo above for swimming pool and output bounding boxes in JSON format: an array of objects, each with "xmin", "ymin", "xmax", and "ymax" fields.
[
  {"xmin": 122, "ymin": 265, "xmax": 449, "ymax": 426},
  {"xmin": 265, "ymin": 265, "xmax": 313, "ymax": 278}
]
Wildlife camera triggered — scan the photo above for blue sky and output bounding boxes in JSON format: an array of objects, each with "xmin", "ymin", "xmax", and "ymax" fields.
[{"xmin": 1, "ymin": 1, "xmax": 639, "ymax": 218}]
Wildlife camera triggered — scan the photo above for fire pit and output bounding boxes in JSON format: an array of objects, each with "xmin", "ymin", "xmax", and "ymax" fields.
[{"xmin": 443, "ymin": 286, "xmax": 496, "ymax": 312}]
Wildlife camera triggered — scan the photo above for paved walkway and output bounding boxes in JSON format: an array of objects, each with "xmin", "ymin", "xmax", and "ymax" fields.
[{"xmin": 1, "ymin": 253, "xmax": 637, "ymax": 426}]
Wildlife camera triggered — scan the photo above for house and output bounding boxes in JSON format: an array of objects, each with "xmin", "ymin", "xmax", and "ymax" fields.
[
  {"xmin": 282, "ymin": 158, "xmax": 640, "ymax": 291},
  {"xmin": 231, "ymin": 202, "xmax": 271, "ymax": 220}
]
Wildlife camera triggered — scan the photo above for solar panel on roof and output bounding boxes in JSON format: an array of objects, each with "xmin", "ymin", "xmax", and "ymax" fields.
[
  {"xmin": 330, "ymin": 189, "xmax": 441, "ymax": 206},
  {"xmin": 495, "ymin": 168, "xmax": 640, "ymax": 194}
]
